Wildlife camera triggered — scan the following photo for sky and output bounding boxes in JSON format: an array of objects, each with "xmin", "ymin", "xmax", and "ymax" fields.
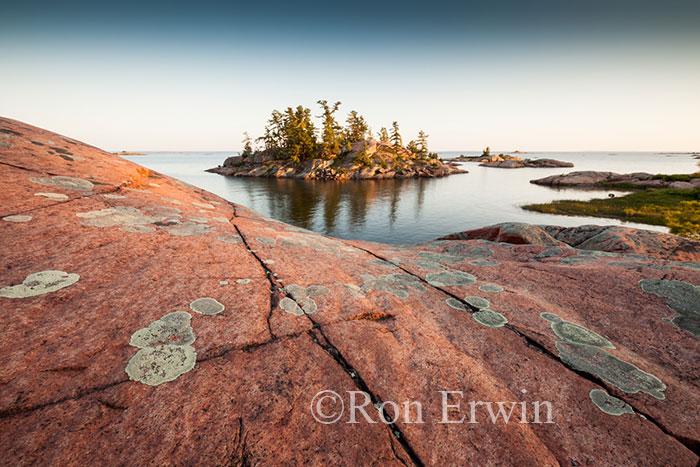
[{"xmin": 1, "ymin": 0, "xmax": 699, "ymax": 151}]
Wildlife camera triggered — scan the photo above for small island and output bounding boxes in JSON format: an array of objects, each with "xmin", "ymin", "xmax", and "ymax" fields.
[
  {"xmin": 207, "ymin": 101, "xmax": 466, "ymax": 180},
  {"xmin": 114, "ymin": 151, "xmax": 146, "ymax": 156},
  {"xmin": 453, "ymin": 147, "xmax": 573, "ymax": 168}
]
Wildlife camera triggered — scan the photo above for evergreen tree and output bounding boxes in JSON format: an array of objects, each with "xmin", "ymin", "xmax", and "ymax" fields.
[
  {"xmin": 390, "ymin": 121, "xmax": 402, "ymax": 148},
  {"xmin": 317, "ymin": 100, "xmax": 343, "ymax": 158},
  {"xmin": 378, "ymin": 127, "xmax": 390, "ymax": 143},
  {"xmin": 345, "ymin": 111, "xmax": 369, "ymax": 143},
  {"xmin": 481, "ymin": 146, "xmax": 491, "ymax": 157},
  {"xmin": 241, "ymin": 131, "xmax": 253, "ymax": 158},
  {"xmin": 416, "ymin": 130, "xmax": 429, "ymax": 157}
]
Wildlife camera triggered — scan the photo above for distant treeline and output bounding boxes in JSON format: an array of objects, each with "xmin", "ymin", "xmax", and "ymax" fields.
[{"xmin": 241, "ymin": 100, "xmax": 436, "ymax": 162}]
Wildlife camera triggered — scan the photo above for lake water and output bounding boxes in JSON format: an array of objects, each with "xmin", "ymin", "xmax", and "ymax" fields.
[{"xmin": 124, "ymin": 151, "xmax": 699, "ymax": 244}]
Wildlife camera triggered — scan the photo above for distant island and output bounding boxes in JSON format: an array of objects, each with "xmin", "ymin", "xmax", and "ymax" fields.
[
  {"xmin": 114, "ymin": 151, "xmax": 146, "ymax": 156},
  {"xmin": 208, "ymin": 100, "xmax": 466, "ymax": 180},
  {"xmin": 453, "ymin": 147, "xmax": 573, "ymax": 168}
]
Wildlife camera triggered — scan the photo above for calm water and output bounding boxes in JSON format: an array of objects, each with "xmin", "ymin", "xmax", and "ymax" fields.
[{"xmin": 124, "ymin": 151, "xmax": 699, "ymax": 244}]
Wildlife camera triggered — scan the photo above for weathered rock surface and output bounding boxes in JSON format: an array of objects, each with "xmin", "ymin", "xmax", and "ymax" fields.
[
  {"xmin": 440, "ymin": 222, "xmax": 700, "ymax": 261},
  {"xmin": 208, "ymin": 141, "xmax": 467, "ymax": 180},
  {"xmin": 531, "ymin": 170, "xmax": 700, "ymax": 188},
  {"xmin": 1, "ymin": 117, "xmax": 698, "ymax": 465}
]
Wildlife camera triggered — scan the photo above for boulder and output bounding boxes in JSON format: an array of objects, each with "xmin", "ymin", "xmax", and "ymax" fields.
[{"xmin": 0, "ymin": 117, "xmax": 698, "ymax": 465}]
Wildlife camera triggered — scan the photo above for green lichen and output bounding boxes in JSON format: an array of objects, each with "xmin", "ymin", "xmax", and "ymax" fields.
[
  {"xmin": 125, "ymin": 344, "xmax": 196, "ymax": 386},
  {"xmin": 256, "ymin": 237, "xmax": 276, "ymax": 245},
  {"xmin": 280, "ymin": 284, "xmax": 330, "ymax": 315},
  {"xmin": 129, "ymin": 311, "xmax": 195, "ymax": 348},
  {"xmin": 163, "ymin": 221, "xmax": 212, "ymax": 236},
  {"xmin": 535, "ymin": 248, "xmax": 563, "ymax": 260},
  {"xmin": 540, "ymin": 313, "xmax": 614, "ymax": 348},
  {"xmin": 2, "ymin": 215, "xmax": 32, "ymax": 222},
  {"xmin": 218, "ymin": 235, "xmax": 242, "ymax": 244},
  {"xmin": 35, "ymin": 192, "xmax": 68, "ymax": 201},
  {"xmin": 362, "ymin": 273, "xmax": 427, "ymax": 299},
  {"xmin": 468, "ymin": 259, "xmax": 500, "ymax": 267},
  {"xmin": 639, "ymin": 278, "xmax": 700, "ymax": 337},
  {"xmin": 473, "ymin": 309, "xmax": 508, "ymax": 327},
  {"xmin": 426, "ymin": 271, "xmax": 477, "ymax": 287},
  {"xmin": 0, "ymin": 270, "xmax": 79, "ymax": 298},
  {"xmin": 446, "ymin": 298, "xmax": 466, "ymax": 310},
  {"xmin": 190, "ymin": 298, "xmax": 225, "ymax": 316},
  {"xmin": 464, "ymin": 296, "xmax": 490, "ymax": 309},
  {"xmin": 556, "ymin": 342, "xmax": 666, "ymax": 400},
  {"xmin": 589, "ymin": 389, "xmax": 634, "ymax": 416},
  {"xmin": 478, "ymin": 284, "xmax": 504, "ymax": 293},
  {"xmin": 560, "ymin": 256, "xmax": 598, "ymax": 265},
  {"xmin": 30, "ymin": 175, "xmax": 94, "ymax": 191},
  {"xmin": 76, "ymin": 206, "xmax": 164, "ymax": 232}
]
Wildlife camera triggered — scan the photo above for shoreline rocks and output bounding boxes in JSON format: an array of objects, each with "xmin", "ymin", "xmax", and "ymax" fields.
[
  {"xmin": 208, "ymin": 141, "xmax": 467, "ymax": 180},
  {"xmin": 453, "ymin": 154, "xmax": 573, "ymax": 168},
  {"xmin": 531, "ymin": 171, "xmax": 700, "ymax": 189}
]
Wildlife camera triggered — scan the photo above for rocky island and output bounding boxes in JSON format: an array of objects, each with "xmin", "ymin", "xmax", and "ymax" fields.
[
  {"xmin": 453, "ymin": 148, "xmax": 573, "ymax": 168},
  {"xmin": 208, "ymin": 101, "xmax": 466, "ymax": 180},
  {"xmin": 531, "ymin": 170, "xmax": 700, "ymax": 189},
  {"xmin": 1, "ymin": 117, "xmax": 699, "ymax": 465}
]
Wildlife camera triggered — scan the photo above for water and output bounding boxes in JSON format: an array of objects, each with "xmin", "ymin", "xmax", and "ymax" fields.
[{"xmin": 124, "ymin": 151, "xmax": 699, "ymax": 244}]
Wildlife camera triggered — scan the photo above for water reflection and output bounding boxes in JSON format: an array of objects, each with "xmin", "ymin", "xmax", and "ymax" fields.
[
  {"xmin": 250, "ymin": 177, "xmax": 428, "ymax": 234},
  {"xmin": 125, "ymin": 151, "xmax": 699, "ymax": 244}
]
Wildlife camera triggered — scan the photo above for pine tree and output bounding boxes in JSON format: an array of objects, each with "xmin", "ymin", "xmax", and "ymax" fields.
[
  {"xmin": 416, "ymin": 131, "xmax": 429, "ymax": 157},
  {"xmin": 379, "ymin": 127, "xmax": 390, "ymax": 143},
  {"xmin": 345, "ymin": 111, "xmax": 369, "ymax": 143},
  {"xmin": 390, "ymin": 121, "xmax": 402, "ymax": 148},
  {"xmin": 317, "ymin": 100, "xmax": 343, "ymax": 158},
  {"xmin": 241, "ymin": 131, "xmax": 253, "ymax": 158}
]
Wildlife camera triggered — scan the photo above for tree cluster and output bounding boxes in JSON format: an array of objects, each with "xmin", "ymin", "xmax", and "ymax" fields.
[{"xmin": 243, "ymin": 101, "xmax": 436, "ymax": 163}]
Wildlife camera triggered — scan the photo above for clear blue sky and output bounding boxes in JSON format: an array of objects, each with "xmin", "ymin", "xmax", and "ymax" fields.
[{"xmin": 1, "ymin": 0, "xmax": 699, "ymax": 151}]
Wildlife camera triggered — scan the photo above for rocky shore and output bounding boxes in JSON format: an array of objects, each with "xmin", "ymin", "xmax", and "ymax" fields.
[
  {"xmin": 453, "ymin": 154, "xmax": 573, "ymax": 168},
  {"xmin": 1, "ymin": 117, "xmax": 699, "ymax": 465},
  {"xmin": 208, "ymin": 141, "xmax": 466, "ymax": 180},
  {"xmin": 531, "ymin": 171, "xmax": 700, "ymax": 189}
]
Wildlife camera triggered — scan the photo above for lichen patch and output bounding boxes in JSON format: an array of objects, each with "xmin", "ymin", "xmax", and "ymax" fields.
[
  {"xmin": 35, "ymin": 192, "xmax": 69, "ymax": 201},
  {"xmin": 218, "ymin": 234, "xmax": 243, "ymax": 244},
  {"xmin": 473, "ymin": 309, "xmax": 508, "ymax": 328},
  {"xmin": 426, "ymin": 271, "xmax": 477, "ymax": 287},
  {"xmin": 30, "ymin": 175, "xmax": 94, "ymax": 191},
  {"xmin": 639, "ymin": 278, "xmax": 700, "ymax": 337},
  {"xmin": 464, "ymin": 296, "xmax": 490, "ymax": 309},
  {"xmin": 0, "ymin": 270, "xmax": 79, "ymax": 298},
  {"xmin": 129, "ymin": 311, "xmax": 196, "ymax": 348},
  {"xmin": 468, "ymin": 259, "xmax": 500, "ymax": 267},
  {"xmin": 540, "ymin": 313, "xmax": 614, "ymax": 348},
  {"xmin": 125, "ymin": 344, "xmax": 196, "ymax": 386},
  {"xmin": 589, "ymin": 389, "xmax": 634, "ymax": 416},
  {"xmin": 361, "ymin": 274, "xmax": 427, "ymax": 299},
  {"xmin": 479, "ymin": 284, "xmax": 504, "ymax": 293},
  {"xmin": 2, "ymin": 215, "xmax": 32, "ymax": 222},
  {"xmin": 190, "ymin": 297, "xmax": 225, "ymax": 316}
]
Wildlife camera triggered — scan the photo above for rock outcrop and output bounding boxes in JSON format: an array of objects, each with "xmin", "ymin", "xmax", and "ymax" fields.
[
  {"xmin": 208, "ymin": 141, "xmax": 466, "ymax": 180},
  {"xmin": 453, "ymin": 154, "xmax": 573, "ymax": 168},
  {"xmin": 1, "ymin": 117, "xmax": 699, "ymax": 465},
  {"xmin": 531, "ymin": 171, "xmax": 700, "ymax": 189}
]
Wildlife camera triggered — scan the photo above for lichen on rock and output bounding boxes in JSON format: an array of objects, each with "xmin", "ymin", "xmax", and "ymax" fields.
[
  {"xmin": 540, "ymin": 313, "xmax": 614, "ymax": 348},
  {"xmin": 129, "ymin": 311, "xmax": 195, "ymax": 348},
  {"xmin": 473, "ymin": 309, "xmax": 508, "ymax": 327},
  {"xmin": 125, "ymin": 344, "xmax": 197, "ymax": 386},
  {"xmin": 639, "ymin": 278, "xmax": 700, "ymax": 337},
  {"xmin": 0, "ymin": 270, "xmax": 79, "ymax": 298},
  {"xmin": 2, "ymin": 215, "xmax": 32, "ymax": 222},
  {"xmin": 468, "ymin": 259, "xmax": 500, "ymax": 267},
  {"xmin": 190, "ymin": 297, "xmax": 225, "ymax": 316},
  {"xmin": 478, "ymin": 284, "xmax": 504, "ymax": 293},
  {"xmin": 279, "ymin": 284, "xmax": 330, "ymax": 315},
  {"xmin": 35, "ymin": 192, "xmax": 69, "ymax": 201},
  {"xmin": 446, "ymin": 298, "xmax": 466, "ymax": 310},
  {"xmin": 589, "ymin": 389, "xmax": 634, "ymax": 416},
  {"xmin": 556, "ymin": 342, "xmax": 666, "ymax": 400},
  {"xmin": 30, "ymin": 175, "xmax": 94, "ymax": 191},
  {"xmin": 362, "ymin": 273, "xmax": 427, "ymax": 299},
  {"xmin": 426, "ymin": 270, "xmax": 476, "ymax": 287},
  {"xmin": 464, "ymin": 296, "xmax": 490, "ymax": 309},
  {"xmin": 218, "ymin": 234, "xmax": 243, "ymax": 244}
]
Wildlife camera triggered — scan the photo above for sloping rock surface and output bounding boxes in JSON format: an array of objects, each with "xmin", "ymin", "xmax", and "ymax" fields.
[{"xmin": 0, "ymin": 117, "xmax": 698, "ymax": 465}]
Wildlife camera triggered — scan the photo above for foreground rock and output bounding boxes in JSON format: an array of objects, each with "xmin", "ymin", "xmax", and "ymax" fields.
[
  {"xmin": 1, "ymin": 117, "xmax": 698, "ymax": 465},
  {"xmin": 208, "ymin": 141, "xmax": 467, "ymax": 180},
  {"xmin": 531, "ymin": 170, "xmax": 700, "ymax": 189},
  {"xmin": 453, "ymin": 154, "xmax": 573, "ymax": 168}
]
